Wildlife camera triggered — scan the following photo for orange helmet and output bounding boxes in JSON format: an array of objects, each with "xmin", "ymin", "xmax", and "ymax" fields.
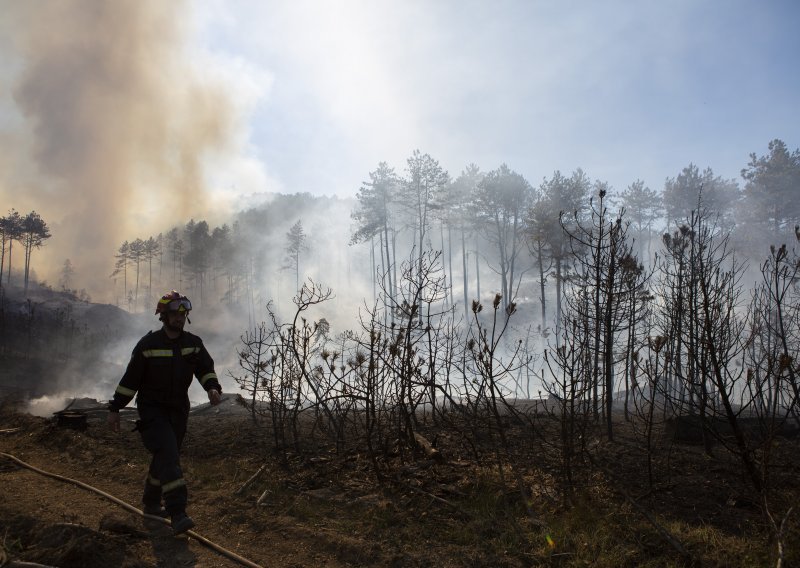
[{"xmin": 155, "ymin": 290, "xmax": 192, "ymax": 315}]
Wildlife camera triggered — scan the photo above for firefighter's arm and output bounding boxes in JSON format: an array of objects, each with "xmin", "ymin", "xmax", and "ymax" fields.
[
  {"xmin": 107, "ymin": 345, "xmax": 145, "ymax": 431},
  {"xmin": 196, "ymin": 342, "xmax": 222, "ymax": 406}
]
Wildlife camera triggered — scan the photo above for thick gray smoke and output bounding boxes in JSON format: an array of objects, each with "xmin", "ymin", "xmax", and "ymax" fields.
[{"xmin": 0, "ymin": 1, "xmax": 236, "ymax": 299}]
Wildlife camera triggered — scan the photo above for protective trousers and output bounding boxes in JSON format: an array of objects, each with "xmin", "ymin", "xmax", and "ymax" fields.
[{"xmin": 136, "ymin": 402, "xmax": 189, "ymax": 516}]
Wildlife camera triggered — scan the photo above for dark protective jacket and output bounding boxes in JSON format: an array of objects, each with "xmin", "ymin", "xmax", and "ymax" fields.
[{"xmin": 109, "ymin": 328, "xmax": 221, "ymax": 411}]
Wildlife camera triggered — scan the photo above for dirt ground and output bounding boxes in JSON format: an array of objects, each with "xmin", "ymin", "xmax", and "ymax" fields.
[
  {"xmin": 1, "ymin": 395, "xmax": 798, "ymax": 568},
  {"xmin": 0, "ymin": 398, "xmax": 368, "ymax": 568}
]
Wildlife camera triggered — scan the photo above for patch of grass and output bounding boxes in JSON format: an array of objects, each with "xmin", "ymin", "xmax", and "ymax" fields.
[
  {"xmin": 533, "ymin": 496, "xmax": 648, "ymax": 567},
  {"xmin": 185, "ymin": 454, "xmax": 239, "ymax": 486},
  {"xmin": 668, "ymin": 518, "xmax": 776, "ymax": 567}
]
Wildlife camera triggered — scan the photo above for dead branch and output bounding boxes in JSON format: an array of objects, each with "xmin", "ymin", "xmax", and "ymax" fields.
[{"xmin": 235, "ymin": 464, "xmax": 267, "ymax": 495}]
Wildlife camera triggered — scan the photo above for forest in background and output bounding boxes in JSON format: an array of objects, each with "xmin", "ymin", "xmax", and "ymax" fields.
[{"xmin": 3, "ymin": 139, "xmax": 793, "ymax": 324}]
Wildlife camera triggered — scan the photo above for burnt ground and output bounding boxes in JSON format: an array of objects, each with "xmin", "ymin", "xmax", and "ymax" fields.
[
  {"xmin": 0, "ymin": 399, "xmax": 354, "ymax": 568},
  {"xmin": 0, "ymin": 395, "xmax": 799, "ymax": 568}
]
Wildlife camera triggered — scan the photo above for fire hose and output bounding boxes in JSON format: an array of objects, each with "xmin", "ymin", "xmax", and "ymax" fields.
[{"xmin": 0, "ymin": 452, "xmax": 264, "ymax": 568}]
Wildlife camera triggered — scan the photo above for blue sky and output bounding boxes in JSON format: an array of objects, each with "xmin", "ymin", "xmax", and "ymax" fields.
[{"xmin": 194, "ymin": 0, "xmax": 800, "ymax": 198}]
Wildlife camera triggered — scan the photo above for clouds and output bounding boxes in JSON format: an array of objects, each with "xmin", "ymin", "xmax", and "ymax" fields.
[{"xmin": 200, "ymin": 1, "xmax": 798, "ymax": 197}]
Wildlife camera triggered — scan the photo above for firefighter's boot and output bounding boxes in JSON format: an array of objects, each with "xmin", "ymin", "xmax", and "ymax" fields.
[
  {"xmin": 171, "ymin": 512, "xmax": 195, "ymax": 535},
  {"xmin": 142, "ymin": 475, "xmax": 167, "ymax": 517}
]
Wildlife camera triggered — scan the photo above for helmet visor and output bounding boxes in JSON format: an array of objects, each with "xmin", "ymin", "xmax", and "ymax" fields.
[{"xmin": 166, "ymin": 298, "xmax": 192, "ymax": 312}]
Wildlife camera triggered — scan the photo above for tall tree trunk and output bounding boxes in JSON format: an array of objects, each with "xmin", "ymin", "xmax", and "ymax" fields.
[
  {"xmin": 370, "ymin": 236, "xmax": 376, "ymax": 304},
  {"xmin": 475, "ymin": 236, "xmax": 481, "ymax": 303},
  {"xmin": 440, "ymin": 222, "xmax": 449, "ymax": 307},
  {"xmin": 148, "ymin": 256, "xmax": 153, "ymax": 301},
  {"xmin": 6, "ymin": 239, "xmax": 12, "ymax": 286},
  {"xmin": 0, "ymin": 235, "xmax": 6, "ymax": 292},
  {"xmin": 555, "ymin": 257, "xmax": 563, "ymax": 330},
  {"xmin": 461, "ymin": 227, "xmax": 469, "ymax": 315},
  {"xmin": 447, "ymin": 224, "xmax": 454, "ymax": 308},
  {"xmin": 603, "ymin": 229, "xmax": 618, "ymax": 441},
  {"xmin": 134, "ymin": 258, "xmax": 141, "ymax": 305},
  {"xmin": 535, "ymin": 240, "xmax": 546, "ymax": 324},
  {"xmin": 507, "ymin": 213, "xmax": 519, "ymax": 310},
  {"xmin": 382, "ymin": 223, "xmax": 392, "ymax": 305},
  {"xmin": 23, "ymin": 239, "xmax": 31, "ymax": 294}
]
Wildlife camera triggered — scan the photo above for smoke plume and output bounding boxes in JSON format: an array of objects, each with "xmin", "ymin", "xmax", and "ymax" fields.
[{"xmin": 0, "ymin": 1, "xmax": 236, "ymax": 299}]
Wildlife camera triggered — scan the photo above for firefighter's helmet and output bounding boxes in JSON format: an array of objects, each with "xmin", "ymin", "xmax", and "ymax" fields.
[{"xmin": 155, "ymin": 290, "xmax": 192, "ymax": 315}]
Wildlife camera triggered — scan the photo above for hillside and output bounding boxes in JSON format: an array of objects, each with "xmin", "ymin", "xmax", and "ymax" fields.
[{"xmin": 0, "ymin": 286, "xmax": 142, "ymax": 401}]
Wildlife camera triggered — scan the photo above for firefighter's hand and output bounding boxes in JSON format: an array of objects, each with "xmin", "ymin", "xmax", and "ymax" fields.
[
  {"xmin": 208, "ymin": 389, "xmax": 222, "ymax": 406},
  {"xmin": 107, "ymin": 411, "xmax": 121, "ymax": 433}
]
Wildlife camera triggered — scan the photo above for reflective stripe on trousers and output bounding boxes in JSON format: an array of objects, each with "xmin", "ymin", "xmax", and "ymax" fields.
[{"xmin": 137, "ymin": 402, "xmax": 189, "ymax": 516}]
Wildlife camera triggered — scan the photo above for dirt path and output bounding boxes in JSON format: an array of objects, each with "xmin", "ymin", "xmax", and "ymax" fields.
[{"xmin": 0, "ymin": 407, "xmax": 349, "ymax": 568}]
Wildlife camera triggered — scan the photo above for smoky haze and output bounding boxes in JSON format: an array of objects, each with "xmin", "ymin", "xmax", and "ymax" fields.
[
  {"xmin": 0, "ymin": 1, "xmax": 237, "ymax": 300},
  {"xmin": 0, "ymin": 1, "xmax": 374, "ymax": 413},
  {"xmin": 2, "ymin": 2, "xmax": 797, "ymax": 420}
]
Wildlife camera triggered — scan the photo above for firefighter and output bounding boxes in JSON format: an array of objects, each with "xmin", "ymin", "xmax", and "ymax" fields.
[{"xmin": 107, "ymin": 290, "xmax": 222, "ymax": 535}]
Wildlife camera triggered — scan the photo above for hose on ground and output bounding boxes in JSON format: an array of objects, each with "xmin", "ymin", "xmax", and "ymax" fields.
[{"xmin": 0, "ymin": 452, "xmax": 264, "ymax": 568}]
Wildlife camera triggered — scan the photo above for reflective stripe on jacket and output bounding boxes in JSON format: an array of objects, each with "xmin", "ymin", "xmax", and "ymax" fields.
[{"xmin": 110, "ymin": 328, "xmax": 221, "ymax": 410}]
